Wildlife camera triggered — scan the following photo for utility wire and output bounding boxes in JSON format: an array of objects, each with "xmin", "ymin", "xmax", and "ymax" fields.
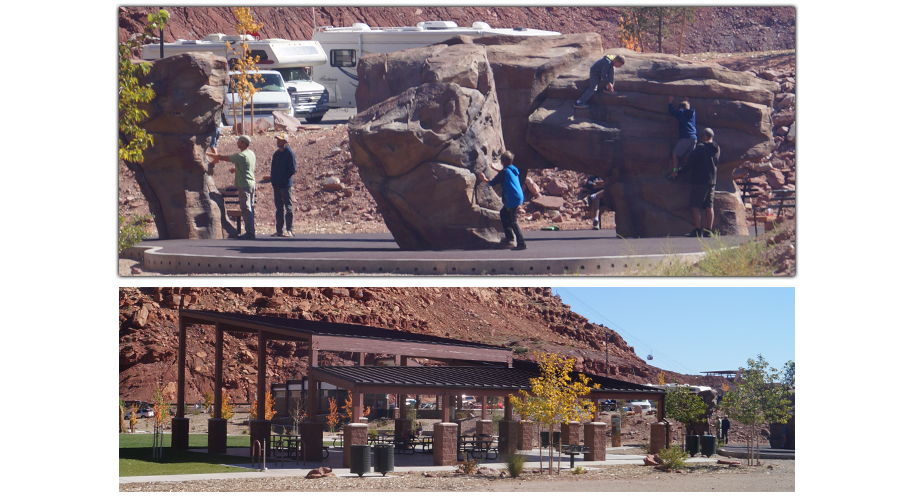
[{"xmin": 556, "ymin": 288, "xmax": 694, "ymax": 375}]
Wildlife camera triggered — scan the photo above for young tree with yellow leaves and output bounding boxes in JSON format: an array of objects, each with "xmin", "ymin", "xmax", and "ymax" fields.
[
  {"xmin": 509, "ymin": 352, "xmax": 598, "ymax": 475},
  {"xmin": 220, "ymin": 389, "xmax": 235, "ymax": 421},
  {"xmin": 229, "ymin": 7, "xmax": 264, "ymax": 133},
  {"xmin": 326, "ymin": 396, "xmax": 341, "ymax": 433},
  {"xmin": 250, "ymin": 390, "xmax": 278, "ymax": 420},
  {"xmin": 151, "ymin": 387, "xmax": 171, "ymax": 460}
]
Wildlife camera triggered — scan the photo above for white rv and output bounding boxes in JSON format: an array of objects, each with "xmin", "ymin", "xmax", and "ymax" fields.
[
  {"xmin": 142, "ymin": 35, "xmax": 332, "ymax": 123},
  {"xmin": 311, "ymin": 21, "xmax": 561, "ymax": 110}
]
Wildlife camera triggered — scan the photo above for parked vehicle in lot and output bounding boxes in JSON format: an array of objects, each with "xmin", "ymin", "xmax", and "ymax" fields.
[
  {"xmin": 461, "ymin": 395, "xmax": 477, "ymax": 408},
  {"xmin": 141, "ymin": 34, "xmax": 330, "ymax": 123},
  {"xmin": 224, "ymin": 70, "xmax": 293, "ymax": 126},
  {"xmin": 311, "ymin": 21, "xmax": 560, "ymax": 110},
  {"xmin": 124, "ymin": 407, "xmax": 154, "ymax": 419},
  {"xmin": 627, "ymin": 400, "xmax": 653, "ymax": 412}
]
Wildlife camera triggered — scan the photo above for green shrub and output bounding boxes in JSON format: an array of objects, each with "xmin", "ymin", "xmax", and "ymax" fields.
[
  {"xmin": 572, "ymin": 465, "xmax": 587, "ymax": 474},
  {"xmin": 658, "ymin": 445, "xmax": 689, "ymax": 470},
  {"xmin": 119, "ymin": 214, "xmax": 152, "ymax": 253},
  {"xmin": 502, "ymin": 452, "xmax": 527, "ymax": 478}
]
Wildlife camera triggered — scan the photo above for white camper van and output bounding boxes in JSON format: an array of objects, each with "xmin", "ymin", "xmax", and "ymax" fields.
[
  {"xmin": 142, "ymin": 34, "xmax": 332, "ymax": 123},
  {"xmin": 311, "ymin": 21, "xmax": 561, "ymax": 110}
]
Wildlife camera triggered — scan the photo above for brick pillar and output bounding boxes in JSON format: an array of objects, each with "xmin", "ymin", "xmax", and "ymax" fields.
[
  {"xmin": 343, "ymin": 423, "xmax": 369, "ymax": 468},
  {"xmin": 561, "ymin": 421, "xmax": 583, "ymax": 445},
  {"xmin": 171, "ymin": 417, "xmax": 189, "ymax": 450},
  {"xmin": 518, "ymin": 421, "xmax": 534, "ymax": 450},
  {"xmin": 249, "ymin": 419, "xmax": 271, "ymax": 456},
  {"xmin": 208, "ymin": 418, "xmax": 227, "ymax": 454},
  {"xmin": 650, "ymin": 422, "xmax": 669, "ymax": 454},
  {"xmin": 300, "ymin": 421, "xmax": 324, "ymax": 463},
  {"xmin": 395, "ymin": 418, "xmax": 413, "ymax": 438},
  {"xmin": 433, "ymin": 422, "xmax": 459, "ymax": 466},
  {"xmin": 498, "ymin": 419, "xmax": 518, "ymax": 454},
  {"xmin": 584, "ymin": 422, "xmax": 607, "ymax": 461},
  {"xmin": 476, "ymin": 419, "xmax": 493, "ymax": 436}
]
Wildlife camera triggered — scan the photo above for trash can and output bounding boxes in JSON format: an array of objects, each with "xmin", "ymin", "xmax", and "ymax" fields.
[
  {"xmin": 685, "ymin": 435, "xmax": 700, "ymax": 457},
  {"xmin": 349, "ymin": 445, "xmax": 371, "ymax": 477},
  {"xmin": 373, "ymin": 444, "xmax": 394, "ymax": 476},
  {"xmin": 700, "ymin": 435, "xmax": 717, "ymax": 457}
]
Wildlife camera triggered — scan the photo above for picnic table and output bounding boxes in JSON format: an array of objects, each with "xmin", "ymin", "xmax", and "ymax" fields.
[{"xmin": 458, "ymin": 434, "xmax": 498, "ymax": 460}]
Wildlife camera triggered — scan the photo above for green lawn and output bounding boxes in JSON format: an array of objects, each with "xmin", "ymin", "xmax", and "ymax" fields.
[{"xmin": 119, "ymin": 433, "xmax": 252, "ymax": 477}]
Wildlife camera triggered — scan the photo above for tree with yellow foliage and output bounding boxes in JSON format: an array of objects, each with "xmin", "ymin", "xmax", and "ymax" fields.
[
  {"xmin": 326, "ymin": 396, "xmax": 341, "ymax": 433},
  {"xmin": 509, "ymin": 352, "xmax": 598, "ymax": 475},
  {"xmin": 220, "ymin": 389, "xmax": 235, "ymax": 421},
  {"xmin": 250, "ymin": 390, "xmax": 277, "ymax": 420},
  {"xmin": 229, "ymin": 7, "xmax": 264, "ymax": 133}
]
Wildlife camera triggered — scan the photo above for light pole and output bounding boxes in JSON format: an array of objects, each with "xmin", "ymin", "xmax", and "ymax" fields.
[{"xmin": 605, "ymin": 333, "xmax": 610, "ymax": 375}]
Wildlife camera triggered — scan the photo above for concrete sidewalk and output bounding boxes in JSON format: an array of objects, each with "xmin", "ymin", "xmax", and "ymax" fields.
[
  {"xmin": 119, "ymin": 446, "xmax": 722, "ymax": 484},
  {"xmin": 122, "ymin": 229, "xmax": 752, "ymax": 275}
]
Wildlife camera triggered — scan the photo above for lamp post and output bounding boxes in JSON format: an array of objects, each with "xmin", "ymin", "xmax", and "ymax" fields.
[{"xmin": 605, "ymin": 333, "xmax": 610, "ymax": 375}]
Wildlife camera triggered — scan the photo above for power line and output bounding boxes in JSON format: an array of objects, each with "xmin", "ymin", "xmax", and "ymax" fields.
[{"xmin": 555, "ymin": 288, "xmax": 694, "ymax": 375}]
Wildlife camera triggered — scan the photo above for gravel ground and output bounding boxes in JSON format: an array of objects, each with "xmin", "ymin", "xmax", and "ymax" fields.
[{"xmin": 119, "ymin": 461, "xmax": 794, "ymax": 492}]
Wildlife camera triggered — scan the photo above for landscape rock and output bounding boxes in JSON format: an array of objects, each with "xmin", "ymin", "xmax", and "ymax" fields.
[
  {"xmin": 531, "ymin": 196, "xmax": 566, "ymax": 211},
  {"xmin": 643, "ymin": 454, "xmax": 660, "ymax": 466},
  {"xmin": 305, "ymin": 467, "xmax": 335, "ymax": 479},
  {"xmin": 545, "ymin": 178, "xmax": 570, "ymax": 196},
  {"xmin": 122, "ymin": 52, "xmax": 228, "ymax": 240},
  {"xmin": 350, "ymin": 42, "xmax": 507, "ymax": 250},
  {"xmin": 273, "ymin": 110, "xmax": 303, "ymax": 132}
]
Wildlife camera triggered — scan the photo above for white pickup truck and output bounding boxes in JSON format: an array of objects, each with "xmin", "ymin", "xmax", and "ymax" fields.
[{"xmin": 223, "ymin": 70, "xmax": 293, "ymax": 126}]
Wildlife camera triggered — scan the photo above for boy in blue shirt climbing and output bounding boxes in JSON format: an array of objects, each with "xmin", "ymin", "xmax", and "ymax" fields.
[
  {"xmin": 668, "ymin": 95, "xmax": 697, "ymax": 175},
  {"xmin": 477, "ymin": 151, "xmax": 527, "ymax": 250}
]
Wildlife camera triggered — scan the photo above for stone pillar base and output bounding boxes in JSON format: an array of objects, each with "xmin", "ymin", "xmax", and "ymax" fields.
[
  {"xmin": 518, "ymin": 421, "xmax": 534, "ymax": 450},
  {"xmin": 208, "ymin": 418, "xmax": 228, "ymax": 454},
  {"xmin": 475, "ymin": 419, "xmax": 493, "ymax": 436},
  {"xmin": 584, "ymin": 422, "xmax": 607, "ymax": 461},
  {"xmin": 433, "ymin": 422, "xmax": 459, "ymax": 466},
  {"xmin": 171, "ymin": 417, "xmax": 189, "ymax": 450},
  {"xmin": 650, "ymin": 422, "xmax": 669, "ymax": 455},
  {"xmin": 498, "ymin": 419, "xmax": 518, "ymax": 454},
  {"xmin": 343, "ymin": 423, "xmax": 369, "ymax": 468},
  {"xmin": 561, "ymin": 421, "xmax": 583, "ymax": 445},
  {"xmin": 300, "ymin": 421, "xmax": 324, "ymax": 463},
  {"xmin": 249, "ymin": 419, "xmax": 272, "ymax": 456}
]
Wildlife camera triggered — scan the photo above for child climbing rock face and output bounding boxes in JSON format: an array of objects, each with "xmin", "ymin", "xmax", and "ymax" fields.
[{"xmin": 477, "ymin": 151, "xmax": 527, "ymax": 250}]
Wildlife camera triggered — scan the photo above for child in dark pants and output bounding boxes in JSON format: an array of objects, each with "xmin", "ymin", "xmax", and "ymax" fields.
[{"xmin": 477, "ymin": 151, "xmax": 526, "ymax": 250}]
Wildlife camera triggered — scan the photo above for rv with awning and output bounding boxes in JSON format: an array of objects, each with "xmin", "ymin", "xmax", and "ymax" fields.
[{"xmin": 311, "ymin": 21, "xmax": 560, "ymax": 110}]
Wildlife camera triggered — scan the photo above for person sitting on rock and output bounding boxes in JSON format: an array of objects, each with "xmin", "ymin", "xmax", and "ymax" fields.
[
  {"xmin": 668, "ymin": 96, "xmax": 697, "ymax": 175},
  {"xmin": 477, "ymin": 151, "xmax": 527, "ymax": 250},
  {"xmin": 574, "ymin": 54, "xmax": 625, "ymax": 108},
  {"xmin": 672, "ymin": 128, "xmax": 719, "ymax": 237},
  {"xmin": 208, "ymin": 135, "xmax": 257, "ymax": 239}
]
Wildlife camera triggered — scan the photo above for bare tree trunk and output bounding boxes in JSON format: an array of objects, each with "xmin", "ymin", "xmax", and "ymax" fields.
[
  {"xmin": 633, "ymin": 11, "xmax": 645, "ymax": 53},
  {"xmin": 678, "ymin": 13, "xmax": 686, "ymax": 57}
]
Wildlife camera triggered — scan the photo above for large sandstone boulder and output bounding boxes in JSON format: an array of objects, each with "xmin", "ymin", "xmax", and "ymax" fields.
[
  {"xmin": 528, "ymin": 48, "xmax": 779, "ymax": 237},
  {"xmin": 352, "ymin": 35, "xmax": 780, "ymax": 242},
  {"xmin": 122, "ymin": 52, "xmax": 227, "ymax": 239},
  {"xmin": 349, "ymin": 43, "xmax": 507, "ymax": 250}
]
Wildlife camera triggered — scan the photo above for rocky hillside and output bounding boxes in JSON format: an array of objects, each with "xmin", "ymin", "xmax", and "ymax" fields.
[
  {"xmin": 119, "ymin": 6, "xmax": 795, "ymax": 55},
  {"xmin": 120, "ymin": 287, "xmax": 732, "ymax": 403}
]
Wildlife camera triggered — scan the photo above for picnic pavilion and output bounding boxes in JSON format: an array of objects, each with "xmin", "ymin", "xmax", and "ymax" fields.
[{"xmin": 172, "ymin": 310, "xmax": 668, "ymax": 466}]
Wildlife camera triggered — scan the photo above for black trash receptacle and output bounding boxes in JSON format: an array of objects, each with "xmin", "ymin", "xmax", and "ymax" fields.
[
  {"xmin": 685, "ymin": 435, "xmax": 700, "ymax": 457},
  {"xmin": 349, "ymin": 445, "xmax": 371, "ymax": 477},
  {"xmin": 373, "ymin": 444, "xmax": 394, "ymax": 476},
  {"xmin": 700, "ymin": 435, "xmax": 717, "ymax": 457}
]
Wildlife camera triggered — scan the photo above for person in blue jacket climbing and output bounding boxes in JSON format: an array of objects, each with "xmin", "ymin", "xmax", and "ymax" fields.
[
  {"xmin": 477, "ymin": 151, "xmax": 527, "ymax": 250},
  {"xmin": 668, "ymin": 95, "xmax": 697, "ymax": 175},
  {"xmin": 574, "ymin": 54, "xmax": 625, "ymax": 108}
]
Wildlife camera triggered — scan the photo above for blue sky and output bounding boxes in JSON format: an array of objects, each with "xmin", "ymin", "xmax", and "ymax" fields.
[{"xmin": 553, "ymin": 287, "xmax": 795, "ymax": 376}]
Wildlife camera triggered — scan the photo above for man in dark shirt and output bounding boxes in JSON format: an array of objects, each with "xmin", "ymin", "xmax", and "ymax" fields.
[
  {"xmin": 270, "ymin": 132, "xmax": 297, "ymax": 237},
  {"xmin": 674, "ymin": 128, "xmax": 720, "ymax": 237},
  {"xmin": 668, "ymin": 96, "xmax": 697, "ymax": 174}
]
